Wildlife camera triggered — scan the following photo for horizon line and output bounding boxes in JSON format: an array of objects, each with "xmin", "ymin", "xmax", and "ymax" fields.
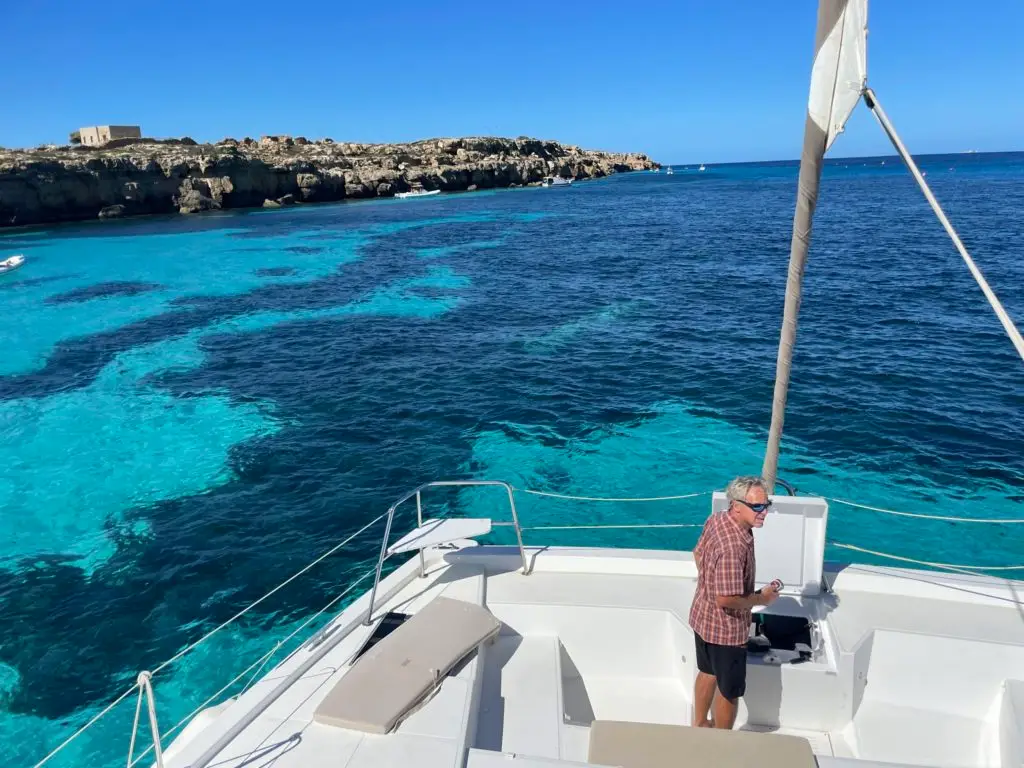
[{"xmin": 661, "ymin": 149, "xmax": 1024, "ymax": 167}]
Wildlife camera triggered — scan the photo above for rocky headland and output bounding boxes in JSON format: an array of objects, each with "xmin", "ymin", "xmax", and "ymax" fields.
[{"xmin": 0, "ymin": 135, "xmax": 657, "ymax": 228}]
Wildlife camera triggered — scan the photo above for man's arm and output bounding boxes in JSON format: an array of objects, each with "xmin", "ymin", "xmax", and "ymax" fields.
[
  {"xmin": 715, "ymin": 586, "xmax": 777, "ymax": 611},
  {"xmin": 712, "ymin": 548, "xmax": 779, "ymax": 610}
]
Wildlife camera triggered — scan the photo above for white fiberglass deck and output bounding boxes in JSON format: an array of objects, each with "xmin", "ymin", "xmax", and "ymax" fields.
[{"xmin": 159, "ymin": 535, "xmax": 1024, "ymax": 768}]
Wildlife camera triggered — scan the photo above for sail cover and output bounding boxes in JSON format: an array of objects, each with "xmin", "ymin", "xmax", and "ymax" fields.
[
  {"xmin": 762, "ymin": 0, "xmax": 868, "ymax": 489},
  {"xmin": 809, "ymin": 0, "xmax": 868, "ymax": 149}
]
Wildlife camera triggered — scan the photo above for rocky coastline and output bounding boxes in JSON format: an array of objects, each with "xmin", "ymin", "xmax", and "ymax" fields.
[{"xmin": 0, "ymin": 135, "xmax": 657, "ymax": 228}]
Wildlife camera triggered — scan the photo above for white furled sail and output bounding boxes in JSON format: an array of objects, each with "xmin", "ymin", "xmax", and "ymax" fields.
[
  {"xmin": 809, "ymin": 0, "xmax": 868, "ymax": 150},
  {"xmin": 762, "ymin": 0, "xmax": 868, "ymax": 490}
]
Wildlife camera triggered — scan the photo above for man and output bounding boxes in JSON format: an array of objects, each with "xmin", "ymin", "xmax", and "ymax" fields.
[{"xmin": 689, "ymin": 475, "xmax": 779, "ymax": 729}]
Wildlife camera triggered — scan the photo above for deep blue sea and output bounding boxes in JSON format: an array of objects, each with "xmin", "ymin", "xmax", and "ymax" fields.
[{"xmin": 1, "ymin": 153, "xmax": 1022, "ymax": 766}]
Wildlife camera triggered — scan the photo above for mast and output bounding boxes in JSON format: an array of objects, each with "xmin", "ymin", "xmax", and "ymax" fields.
[{"xmin": 762, "ymin": 0, "xmax": 868, "ymax": 490}]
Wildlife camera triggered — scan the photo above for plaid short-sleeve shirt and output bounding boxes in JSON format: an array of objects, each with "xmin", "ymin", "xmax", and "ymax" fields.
[{"xmin": 688, "ymin": 511, "xmax": 755, "ymax": 647}]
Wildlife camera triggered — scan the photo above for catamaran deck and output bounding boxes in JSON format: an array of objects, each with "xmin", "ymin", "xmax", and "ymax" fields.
[{"xmin": 158, "ymin": 538, "xmax": 1024, "ymax": 768}]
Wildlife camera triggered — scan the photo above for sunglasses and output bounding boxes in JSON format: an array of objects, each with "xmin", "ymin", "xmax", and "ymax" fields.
[{"xmin": 738, "ymin": 499, "xmax": 773, "ymax": 515}]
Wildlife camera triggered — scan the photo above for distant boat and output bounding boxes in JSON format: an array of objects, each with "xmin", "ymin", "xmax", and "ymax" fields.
[
  {"xmin": 0, "ymin": 254, "xmax": 25, "ymax": 275},
  {"xmin": 698, "ymin": 164, "xmax": 706, "ymax": 172},
  {"xmin": 541, "ymin": 177, "xmax": 573, "ymax": 187},
  {"xmin": 395, "ymin": 188, "xmax": 440, "ymax": 199},
  {"xmin": 665, "ymin": 167, "xmax": 674, "ymax": 175}
]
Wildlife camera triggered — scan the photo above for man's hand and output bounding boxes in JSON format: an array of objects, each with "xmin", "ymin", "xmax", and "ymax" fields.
[{"xmin": 715, "ymin": 586, "xmax": 780, "ymax": 611}]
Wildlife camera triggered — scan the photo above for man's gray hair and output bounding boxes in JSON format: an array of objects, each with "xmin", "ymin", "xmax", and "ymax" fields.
[{"xmin": 725, "ymin": 475, "xmax": 769, "ymax": 502}]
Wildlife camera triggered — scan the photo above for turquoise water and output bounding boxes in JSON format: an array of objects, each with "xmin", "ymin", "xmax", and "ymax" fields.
[{"xmin": 1, "ymin": 154, "xmax": 1022, "ymax": 766}]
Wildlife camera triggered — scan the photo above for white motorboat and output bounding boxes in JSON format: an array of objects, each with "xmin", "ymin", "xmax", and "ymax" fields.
[
  {"xmin": 396, "ymin": 188, "xmax": 441, "ymax": 199},
  {"xmin": 33, "ymin": 3, "xmax": 1024, "ymax": 768},
  {"xmin": 665, "ymin": 166, "xmax": 674, "ymax": 175},
  {"xmin": 698, "ymin": 164, "xmax": 707, "ymax": 172},
  {"xmin": 541, "ymin": 177, "xmax": 573, "ymax": 187},
  {"xmin": 0, "ymin": 254, "xmax": 25, "ymax": 274}
]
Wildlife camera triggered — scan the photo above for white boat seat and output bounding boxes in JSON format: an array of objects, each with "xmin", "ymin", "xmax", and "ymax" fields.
[
  {"xmin": 496, "ymin": 635, "xmax": 564, "ymax": 758},
  {"xmin": 314, "ymin": 596, "xmax": 501, "ymax": 734},
  {"xmin": 1000, "ymin": 680, "xmax": 1024, "ymax": 768},
  {"xmin": 587, "ymin": 720, "xmax": 816, "ymax": 768},
  {"xmin": 850, "ymin": 701, "xmax": 989, "ymax": 767}
]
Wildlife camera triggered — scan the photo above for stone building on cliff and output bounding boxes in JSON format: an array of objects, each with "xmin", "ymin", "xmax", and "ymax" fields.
[{"xmin": 72, "ymin": 125, "xmax": 142, "ymax": 146}]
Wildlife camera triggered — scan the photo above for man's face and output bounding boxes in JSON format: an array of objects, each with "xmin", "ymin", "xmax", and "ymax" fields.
[{"xmin": 734, "ymin": 485, "xmax": 770, "ymax": 528}]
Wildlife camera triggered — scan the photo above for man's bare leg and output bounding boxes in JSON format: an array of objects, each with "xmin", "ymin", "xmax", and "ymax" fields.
[
  {"xmin": 712, "ymin": 692, "xmax": 739, "ymax": 730},
  {"xmin": 693, "ymin": 672, "xmax": 717, "ymax": 727}
]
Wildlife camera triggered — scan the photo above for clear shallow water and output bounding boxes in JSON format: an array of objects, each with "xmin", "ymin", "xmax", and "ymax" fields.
[{"xmin": 1, "ymin": 153, "xmax": 1022, "ymax": 765}]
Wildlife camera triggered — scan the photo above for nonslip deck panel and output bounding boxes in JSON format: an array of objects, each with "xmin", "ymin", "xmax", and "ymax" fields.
[
  {"xmin": 588, "ymin": 720, "xmax": 817, "ymax": 768},
  {"xmin": 314, "ymin": 596, "xmax": 501, "ymax": 734}
]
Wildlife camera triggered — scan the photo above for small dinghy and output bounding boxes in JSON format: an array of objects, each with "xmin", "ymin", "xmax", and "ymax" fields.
[
  {"xmin": 395, "ymin": 188, "xmax": 440, "ymax": 199},
  {"xmin": 0, "ymin": 254, "xmax": 25, "ymax": 275}
]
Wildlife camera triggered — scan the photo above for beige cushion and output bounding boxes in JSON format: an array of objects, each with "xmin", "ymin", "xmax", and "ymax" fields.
[
  {"xmin": 314, "ymin": 597, "xmax": 501, "ymax": 734},
  {"xmin": 588, "ymin": 720, "xmax": 816, "ymax": 768}
]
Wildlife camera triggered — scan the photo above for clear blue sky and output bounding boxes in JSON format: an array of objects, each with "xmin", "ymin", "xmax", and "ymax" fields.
[{"xmin": 3, "ymin": 1, "xmax": 1022, "ymax": 163}]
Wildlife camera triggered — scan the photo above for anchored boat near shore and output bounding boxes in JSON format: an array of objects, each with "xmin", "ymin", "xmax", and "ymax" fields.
[
  {"xmin": 32, "ymin": 3, "xmax": 1024, "ymax": 768},
  {"xmin": 395, "ymin": 187, "xmax": 440, "ymax": 199}
]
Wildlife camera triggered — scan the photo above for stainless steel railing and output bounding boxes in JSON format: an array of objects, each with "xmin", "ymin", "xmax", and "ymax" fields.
[{"xmin": 363, "ymin": 480, "xmax": 529, "ymax": 626}]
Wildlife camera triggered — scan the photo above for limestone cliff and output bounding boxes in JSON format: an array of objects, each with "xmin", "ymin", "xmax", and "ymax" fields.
[{"xmin": 0, "ymin": 136, "xmax": 656, "ymax": 227}]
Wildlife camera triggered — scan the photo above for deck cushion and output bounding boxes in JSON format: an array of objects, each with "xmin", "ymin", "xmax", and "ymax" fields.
[
  {"xmin": 588, "ymin": 720, "xmax": 816, "ymax": 768},
  {"xmin": 314, "ymin": 596, "xmax": 501, "ymax": 734}
]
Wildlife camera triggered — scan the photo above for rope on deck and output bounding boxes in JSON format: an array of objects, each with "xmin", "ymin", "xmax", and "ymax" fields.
[
  {"xmin": 823, "ymin": 496, "xmax": 1024, "ymax": 524},
  {"xmin": 522, "ymin": 523, "xmax": 703, "ymax": 531},
  {"xmin": 512, "ymin": 488, "xmax": 709, "ymax": 531},
  {"xmin": 514, "ymin": 487, "xmax": 1024, "ymax": 525},
  {"xmin": 829, "ymin": 540, "xmax": 1024, "ymax": 574},
  {"xmin": 513, "ymin": 488, "xmax": 710, "ymax": 503},
  {"xmin": 151, "ymin": 511, "xmax": 387, "ymax": 677}
]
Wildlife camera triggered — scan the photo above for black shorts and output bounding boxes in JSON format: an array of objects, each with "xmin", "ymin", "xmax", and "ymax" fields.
[{"xmin": 694, "ymin": 632, "xmax": 747, "ymax": 699}]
